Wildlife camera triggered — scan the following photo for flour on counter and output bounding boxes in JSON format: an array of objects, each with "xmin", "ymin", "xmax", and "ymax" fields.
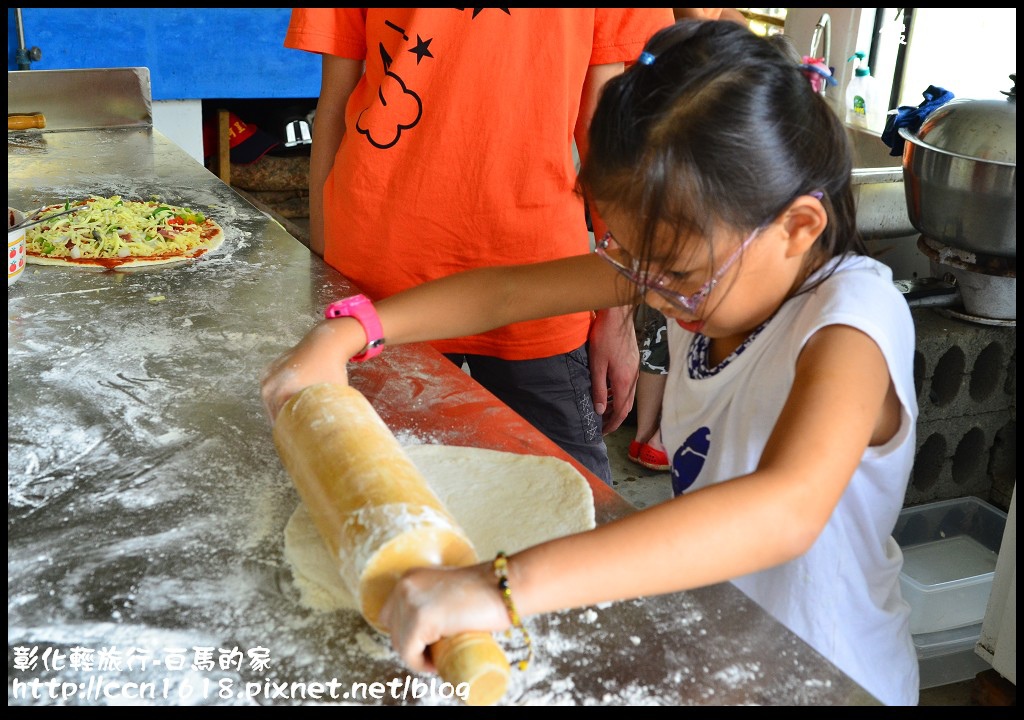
[{"xmin": 713, "ymin": 662, "xmax": 761, "ymax": 688}]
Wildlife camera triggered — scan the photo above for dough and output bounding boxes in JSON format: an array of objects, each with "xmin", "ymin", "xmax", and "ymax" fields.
[{"xmin": 283, "ymin": 444, "xmax": 596, "ymax": 612}]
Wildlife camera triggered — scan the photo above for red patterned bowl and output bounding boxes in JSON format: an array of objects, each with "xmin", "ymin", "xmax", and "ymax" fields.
[{"xmin": 8, "ymin": 208, "xmax": 27, "ymax": 287}]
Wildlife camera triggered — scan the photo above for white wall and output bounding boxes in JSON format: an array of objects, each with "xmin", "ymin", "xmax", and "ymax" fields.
[{"xmin": 152, "ymin": 100, "xmax": 204, "ymax": 164}]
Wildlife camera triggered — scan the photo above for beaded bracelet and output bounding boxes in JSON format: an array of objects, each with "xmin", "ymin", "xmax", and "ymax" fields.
[{"xmin": 493, "ymin": 551, "xmax": 533, "ymax": 671}]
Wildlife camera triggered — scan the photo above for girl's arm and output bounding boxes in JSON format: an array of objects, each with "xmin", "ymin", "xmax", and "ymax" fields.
[
  {"xmin": 261, "ymin": 253, "xmax": 628, "ymax": 419},
  {"xmin": 381, "ymin": 323, "xmax": 899, "ymax": 673}
]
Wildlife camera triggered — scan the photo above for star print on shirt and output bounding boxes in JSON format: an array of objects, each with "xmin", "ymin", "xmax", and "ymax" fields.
[
  {"xmin": 408, "ymin": 35, "xmax": 434, "ymax": 64},
  {"xmin": 456, "ymin": 8, "xmax": 511, "ymax": 19}
]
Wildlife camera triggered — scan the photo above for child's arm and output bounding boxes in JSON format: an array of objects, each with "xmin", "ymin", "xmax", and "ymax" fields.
[
  {"xmin": 381, "ymin": 323, "xmax": 899, "ymax": 673},
  {"xmin": 261, "ymin": 253, "xmax": 627, "ymax": 419},
  {"xmin": 575, "ymin": 61, "xmax": 641, "ymax": 432},
  {"xmin": 307, "ymin": 55, "xmax": 363, "ymax": 257}
]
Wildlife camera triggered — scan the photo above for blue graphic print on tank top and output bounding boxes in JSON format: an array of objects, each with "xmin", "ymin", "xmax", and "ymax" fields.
[{"xmin": 671, "ymin": 322, "xmax": 767, "ymax": 495}]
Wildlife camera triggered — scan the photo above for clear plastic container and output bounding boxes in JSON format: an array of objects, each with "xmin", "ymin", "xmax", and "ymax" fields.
[
  {"xmin": 913, "ymin": 622, "xmax": 989, "ymax": 689},
  {"xmin": 893, "ymin": 497, "xmax": 1007, "ymax": 635}
]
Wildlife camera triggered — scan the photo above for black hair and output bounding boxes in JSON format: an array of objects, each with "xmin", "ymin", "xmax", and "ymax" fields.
[{"xmin": 579, "ymin": 20, "xmax": 865, "ymax": 298}]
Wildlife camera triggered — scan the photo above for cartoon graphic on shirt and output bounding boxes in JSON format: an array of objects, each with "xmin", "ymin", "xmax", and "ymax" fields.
[
  {"xmin": 355, "ymin": 37, "xmax": 423, "ymax": 150},
  {"xmin": 671, "ymin": 426, "xmax": 710, "ymax": 496},
  {"xmin": 355, "ymin": 10, "xmax": 510, "ymax": 150}
]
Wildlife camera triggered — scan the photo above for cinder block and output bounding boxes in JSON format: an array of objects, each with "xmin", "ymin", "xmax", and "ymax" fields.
[
  {"xmin": 906, "ymin": 412, "xmax": 1014, "ymax": 507},
  {"xmin": 913, "ymin": 309, "xmax": 1016, "ymax": 419},
  {"xmin": 906, "ymin": 309, "xmax": 1016, "ymax": 513}
]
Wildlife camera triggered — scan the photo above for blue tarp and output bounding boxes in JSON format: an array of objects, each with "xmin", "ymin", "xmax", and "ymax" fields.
[{"xmin": 7, "ymin": 8, "xmax": 321, "ymax": 100}]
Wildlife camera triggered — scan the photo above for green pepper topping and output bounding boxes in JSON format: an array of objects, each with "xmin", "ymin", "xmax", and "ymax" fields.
[{"xmin": 173, "ymin": 209, "xmax": 206, "ymax": 224}]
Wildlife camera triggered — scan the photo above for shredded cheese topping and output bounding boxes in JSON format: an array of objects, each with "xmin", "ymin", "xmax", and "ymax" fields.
[{"xmin": 24, "ymin": 195, "xmax": 219, "ymax": 261}]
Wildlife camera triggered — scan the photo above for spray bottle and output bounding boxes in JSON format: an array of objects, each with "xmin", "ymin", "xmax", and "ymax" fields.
[{"xmin": 845, "ymin": 51, "xmax": 879, "ymax": 129}]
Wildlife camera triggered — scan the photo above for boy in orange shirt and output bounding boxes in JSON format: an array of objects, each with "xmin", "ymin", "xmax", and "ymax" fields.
[{"xmin": 284, "ymin": 8, "xmax": 674, "ymax": 482}]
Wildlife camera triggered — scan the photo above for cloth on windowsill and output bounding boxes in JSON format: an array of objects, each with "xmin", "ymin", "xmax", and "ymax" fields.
[{"xmin": 881, "ymin": 85, "xmax": 955, "ymax": 157}]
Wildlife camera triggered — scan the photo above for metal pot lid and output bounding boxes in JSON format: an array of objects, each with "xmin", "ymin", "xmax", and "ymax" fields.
[{"xmin": 910, "ymin": 75, "xmax": 1016, "ymax": 164}]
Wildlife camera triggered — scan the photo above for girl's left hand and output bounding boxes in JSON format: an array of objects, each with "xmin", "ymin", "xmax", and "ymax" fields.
[{"xmin": 260, "ymin": 321, "xmax": 355, "ymax": 421}]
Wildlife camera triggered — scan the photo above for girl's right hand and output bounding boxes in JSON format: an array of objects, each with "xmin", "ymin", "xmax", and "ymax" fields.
[
  {"xmin": 260, "ymin": 319, "xmax": 362, "ymax": 422},
  {"xmin": 379, "ymin": 562, "xmax": 512, "ymax": 675}
]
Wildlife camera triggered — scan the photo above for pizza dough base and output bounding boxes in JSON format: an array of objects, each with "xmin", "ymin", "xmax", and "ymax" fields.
[
  {"xmin": 283, "ymin": 444, "xmax": 596, "ymax": 612},
  {"xmin": 26, "ymin": 226, "xmax": 224, "ymax": 269}
]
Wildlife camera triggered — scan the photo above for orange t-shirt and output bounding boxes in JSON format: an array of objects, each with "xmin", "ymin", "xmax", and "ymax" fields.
[{"xmin": 285, "ymin": 8, "xmax": 674, "ymax": 359}]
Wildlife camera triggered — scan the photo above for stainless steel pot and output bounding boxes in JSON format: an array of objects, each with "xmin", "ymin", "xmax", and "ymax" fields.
[{"xmin": 899, "ymin": 88, "xmax": 1016, "ymax": 258}]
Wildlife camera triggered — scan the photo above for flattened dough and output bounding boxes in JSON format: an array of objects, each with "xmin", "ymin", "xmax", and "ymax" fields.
[{"xmin": 284, "ymin": 444, "xmax": 596, "ymax": 612}]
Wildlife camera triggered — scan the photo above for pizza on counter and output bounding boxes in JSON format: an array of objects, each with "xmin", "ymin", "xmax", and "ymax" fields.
[{"xmin": 24, "ymin": 195, "xmax": 225, "ymax": 269}]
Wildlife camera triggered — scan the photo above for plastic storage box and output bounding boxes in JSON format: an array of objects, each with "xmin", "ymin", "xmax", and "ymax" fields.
[
  {"xmin": 913, "ymin": 623, "xmax": 990, "ymax": 689},
  {"xmin": 893, "ymin": 497, "xmax": 1007, "ymax": 635}
]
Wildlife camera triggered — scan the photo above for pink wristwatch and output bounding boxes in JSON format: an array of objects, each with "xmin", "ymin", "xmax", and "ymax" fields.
[{"xmin": 323, "ymin": 294, "xmax": 385, "ymax": 362}]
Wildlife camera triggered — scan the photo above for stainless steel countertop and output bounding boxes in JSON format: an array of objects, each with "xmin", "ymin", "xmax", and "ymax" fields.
[{"xmin": 7, "ymin": 123, "xmax": 878, "ymax": 706}]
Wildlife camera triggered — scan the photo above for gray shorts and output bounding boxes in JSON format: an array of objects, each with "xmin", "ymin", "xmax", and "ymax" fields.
[{"xmin": 444, "ymin": 345, "xmax": 612, "ymax": 486}]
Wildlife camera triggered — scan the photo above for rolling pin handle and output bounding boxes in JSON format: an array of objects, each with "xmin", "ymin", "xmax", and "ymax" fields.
[
  {"xmin": 430, "ymin": 631, "xmax": 511, "ymax": 707},
  {"xmin": 8, "ymin": 114, "xmax": 46, "ymax": 130}
]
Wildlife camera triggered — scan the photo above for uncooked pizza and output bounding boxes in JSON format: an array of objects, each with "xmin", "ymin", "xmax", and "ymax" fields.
[{"xmin": 24, "ymin": 195, "xmax": 224, "ymax": 269}]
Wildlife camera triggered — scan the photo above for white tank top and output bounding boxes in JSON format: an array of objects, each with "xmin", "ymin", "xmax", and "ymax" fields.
[{"xmin": 661, "ymin": 254, "xmax": 919, "ymax": 706}]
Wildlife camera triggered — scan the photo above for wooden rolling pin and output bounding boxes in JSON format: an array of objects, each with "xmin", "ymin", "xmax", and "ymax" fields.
[
  {"xmin": 8, "ymin": 113, "xmax": 46, "ymax": 130},
  {"xmin": 272, "ymin": 383, "xmax": 511, "ymax": 706}
]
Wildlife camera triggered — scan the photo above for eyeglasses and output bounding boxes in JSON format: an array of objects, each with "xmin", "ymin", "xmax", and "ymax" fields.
[{"xmin": 595, "ymin": 225, "xmax": 764, "ymax": 314}]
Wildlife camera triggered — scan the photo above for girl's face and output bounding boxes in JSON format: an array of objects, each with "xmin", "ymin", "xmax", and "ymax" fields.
[
  {"xmin": 596, "ymin": 224, "xmax": 764, "ymax": 318},
  {"xmin": 600, "ymin": 209, "xmax": 810, "ymax": 338}
]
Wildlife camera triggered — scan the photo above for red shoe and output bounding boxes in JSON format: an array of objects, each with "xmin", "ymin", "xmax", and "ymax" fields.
[
  {"xmin": 637, "ymin": 443, "xmax": 670, "ymax": 472},
  {"xmin": 628, "ymin": 440, "xmax": 670, "ymax": 471}
]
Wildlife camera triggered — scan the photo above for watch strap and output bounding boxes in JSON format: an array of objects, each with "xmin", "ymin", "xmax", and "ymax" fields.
[{"xmin": 323, "ymin": 294, "xmax": 384, "ymax": 362}]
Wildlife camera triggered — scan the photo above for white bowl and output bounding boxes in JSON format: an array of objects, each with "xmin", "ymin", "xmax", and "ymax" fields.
[{"xmin": 8, "ymin": 208, "xmax": 27, "ymax": 286}]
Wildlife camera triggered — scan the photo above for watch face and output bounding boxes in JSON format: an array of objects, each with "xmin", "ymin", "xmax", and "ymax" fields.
[{"xmin": 325, "ymin": 295, "xmax": 367, "ymax": 319}]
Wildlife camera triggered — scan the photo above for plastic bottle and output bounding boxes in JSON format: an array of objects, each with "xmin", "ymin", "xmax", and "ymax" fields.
[{"xmin": 845, "ymin": 51, "xmax": 879, "ymax": 129}]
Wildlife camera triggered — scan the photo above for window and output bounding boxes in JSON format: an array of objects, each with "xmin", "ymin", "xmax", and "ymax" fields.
[
  {"xmin": 782, "ymin": 8, "xmax": 1016, "ymax": 134},
  {"xmin": 894, "ymin": 8, "xmax": 1016, "ymax": 105}
]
